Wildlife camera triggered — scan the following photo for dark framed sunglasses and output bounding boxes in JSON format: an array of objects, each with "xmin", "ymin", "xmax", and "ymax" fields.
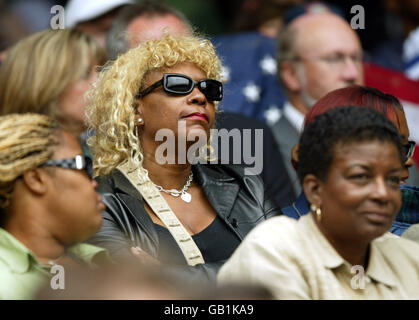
[
  {"xmin": 42, "ymin": 155, "xmax": 93, "ymax": 179},
  {"xmin": 402, "ymin": 140, "xmax": 416, "ymax": 163},
  {"xmin": 136, "ymin": 73, "xmax": 223, "ymax": 101}
]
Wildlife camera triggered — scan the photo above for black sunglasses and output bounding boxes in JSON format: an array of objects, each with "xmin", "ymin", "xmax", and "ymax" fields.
[
  {"xmin": 136, "ymin": 73, "xmax": 223, "ymax": 101},
  {"xmin": 402, "ymin": 140, "xmax": 416, "ymax": 163},
  {"xmin": 42, "ymin": 155, "xmax": 93, "ymax": 179}
]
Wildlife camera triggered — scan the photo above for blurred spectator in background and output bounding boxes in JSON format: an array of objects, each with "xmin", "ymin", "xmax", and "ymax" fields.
[
  {"xmin": 36, "ymin": 262, "xmax": 189, "ymax": 299},
  {"xmin": 371, "ymin": 0, "xmax": 419, "ymax": 77},
  {"xmin": 0, "ymin": 29, "xmax": 106, "ymax": 156},
  {"xmin": 0, "ymin": 113, "xmax": 107, "ymax": 300},
  {"xmin": 65, "ymin": 0, "xmax": 133, "ymax": 47},
  {"xmin": 396, "ymin": 185, "xmax": 419, "ymax": 236},
  {"xmin": 7, "ymin": 0, "xmax": 55, "ymax": 32},
  {"xmin": 211, "ymin": 1, "xmax": 344, "ymax": 124},
  {"xmin": 0, "ymin": 0, "xmax": 32, "ymax": 63},
  {"xmin": 165, "ymin": 0, "xmax": 226, "ymax": 35},
  {"xmin": 105, "ymin": 0, "xmax": 296, "ymax": 207},
  {"xmin": 270, "ymin": 10, "xmax": 364, "ymax": 195},
  {"xmin": 35, "ymin": 260, "xmax": 274, "ymax": 299},
  {"xmin": 106, "ymin": 0, "xmax": 190, "ymax": 61},
  {"xmin": 211, "ymin": 0, "xmax": 302, "ymax": 123},
  {"xmin": 233, "ymin": 0, "xmax": 303, "ymax": 38}
]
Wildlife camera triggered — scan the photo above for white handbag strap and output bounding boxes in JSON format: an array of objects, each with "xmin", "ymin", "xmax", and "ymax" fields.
[{"xmin": 117, "ymin": 160, "xmax": 205, "ymax": 266}]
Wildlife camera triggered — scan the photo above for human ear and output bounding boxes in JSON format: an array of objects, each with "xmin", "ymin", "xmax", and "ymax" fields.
[
  {"xmin": 21, "ymin": 169, "xmax": 49, "ymax": 195},
  {"xmin": 302, "ymin": 174, "xmax": 323, "ymax": 207},
  {"xmin": 280, "ymin": 60, "xmax": 302, "ymax": 92},
  {"xmin": 133, "ymin": 100, "xmax": 145, "ymax": 126}
]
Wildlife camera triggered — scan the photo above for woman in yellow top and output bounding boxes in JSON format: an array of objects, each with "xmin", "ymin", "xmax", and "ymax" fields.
[{"xmin": 218, "ymin": 106, "xmax": 419, "ymax": 299}]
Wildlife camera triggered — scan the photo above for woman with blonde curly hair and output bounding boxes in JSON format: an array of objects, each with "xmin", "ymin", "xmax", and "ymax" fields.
[
  {"xmin": 0, "ymin": 114, "xmax": 106, "ymax": 300},
  {"xmin": 86, "ymin": 34, "xmax": 281, "ymax": 284},
  {"xmin": 0, "ymin": 29, "xmax": 106, "ymax": 150}
]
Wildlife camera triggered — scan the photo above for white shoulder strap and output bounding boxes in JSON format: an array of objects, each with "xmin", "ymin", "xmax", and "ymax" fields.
[{"xmin": 117, "ymin": 160, "xmax": 205, "ymax": 266}]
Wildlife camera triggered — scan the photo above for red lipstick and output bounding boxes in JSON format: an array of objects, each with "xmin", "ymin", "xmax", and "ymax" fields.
[{"xmin": 184, "ymin": 113, "xmax": 208, "ymax": 122}]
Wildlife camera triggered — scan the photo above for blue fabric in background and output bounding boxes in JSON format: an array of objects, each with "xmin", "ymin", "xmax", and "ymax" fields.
[
  {"xmin": 391, "ymin": 184, "xmax": 419, "ymax": 235},
  {"xmin": 211, "ymin": 32, "xmax": 286, "ymax": 124}
]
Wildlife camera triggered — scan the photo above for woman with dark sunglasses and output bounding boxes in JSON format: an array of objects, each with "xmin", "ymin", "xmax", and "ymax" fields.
[
  {"xmin": 0, "ymin": 114, "xmax": 107, "ymax": 299},
  {"xmin": 281, "ymin": 85, "xmax": 419, "ymax": 236},
  {"xmin": 86, "ymin": 34, "xmax": 281, "ymax": 285}
]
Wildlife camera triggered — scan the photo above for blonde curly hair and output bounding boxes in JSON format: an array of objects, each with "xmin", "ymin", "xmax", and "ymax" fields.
[
  {"xmin": 0, "ymin": 114, "xmax": 59, "ymax": 209},
  {"xmin": 86, "ymin": 34, "xmax": 223, "ymax": 178}
]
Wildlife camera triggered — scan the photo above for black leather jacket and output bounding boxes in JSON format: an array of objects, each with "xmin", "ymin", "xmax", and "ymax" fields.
[{"xmin": 88, "ymin": 163, "xmax": 282, "ymax": 284}]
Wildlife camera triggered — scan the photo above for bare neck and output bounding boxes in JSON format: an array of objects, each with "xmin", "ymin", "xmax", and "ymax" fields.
[
  {"xmin": 3, "ymin": 204, "xmax": 66, "ymax": 265},
  {"xmin": 315, "ymin": 216, "xmax": 369, "ymax": 267},
  {"xmin": 288, "ymin": 93, "xmax": 311, "ymax": 115},
  {"xmin": 142, "ymin": 150, "xmax": 193, "ymax": 190}
]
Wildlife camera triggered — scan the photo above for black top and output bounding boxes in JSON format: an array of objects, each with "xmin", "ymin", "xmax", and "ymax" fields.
[{"xmin": 153, "ymin": 215, "xmax": 241, "ymax": 265}]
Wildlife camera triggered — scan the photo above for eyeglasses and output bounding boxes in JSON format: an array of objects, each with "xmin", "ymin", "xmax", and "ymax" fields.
[
  {"xmin": 136, "ymin": 73, "xmax": 223, "ymax": 101},
  {"xmin": 42, "ymin": 155, "xmax": 93, "ymax": 179},
  {"xmin": 402, "ymin": 140, "xmax": 416, "ymax": 163},
  {"xmin": 292, "ymin": 52, "xmax": 363, "ymax": 69}
]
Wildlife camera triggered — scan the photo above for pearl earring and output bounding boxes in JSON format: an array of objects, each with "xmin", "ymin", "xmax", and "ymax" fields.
[{"xmin": 137, "ymin": 118, "xmax": 144, "ymax": 125}]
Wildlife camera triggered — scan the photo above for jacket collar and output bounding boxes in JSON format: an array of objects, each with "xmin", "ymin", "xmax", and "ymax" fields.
[
  {"xmin": 111, "ymin": 168, "xmax": 143, "ymax": 200},
  {"xmin": 193, "ymin": 164, "xmax": 240, "ymax": 220},
  {"xmin": 300, "ymin": 215, "xmax": 397, "ymax": 288}
]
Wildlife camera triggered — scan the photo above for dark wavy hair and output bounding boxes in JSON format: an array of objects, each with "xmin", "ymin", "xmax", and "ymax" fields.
[{"xmin": 297, "ymin": 106, "xmax": 404, "ymax": 182}]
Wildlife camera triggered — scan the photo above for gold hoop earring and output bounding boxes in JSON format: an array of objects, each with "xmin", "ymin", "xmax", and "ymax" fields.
[{"xmin": 310, "ymin": 204, "xmax": 322, "ymax": 222}]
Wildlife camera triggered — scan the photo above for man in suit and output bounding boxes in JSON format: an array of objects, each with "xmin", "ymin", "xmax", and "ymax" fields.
[{"xmin": 270, "ymin": 12, "xmax": 364, "ymax": 195}]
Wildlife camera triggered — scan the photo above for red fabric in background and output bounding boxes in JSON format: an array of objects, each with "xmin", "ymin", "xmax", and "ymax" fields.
[
  {"xmin": 414, "ymin": 146, "xmax": 419, "ymax": 166},
  {"xmin": 364, "ymin": 62, "xmax": 419, "ymax": 102},
  {"xmin": 364, "ymin": 62, "xmax": 419, "ymax": 174}
]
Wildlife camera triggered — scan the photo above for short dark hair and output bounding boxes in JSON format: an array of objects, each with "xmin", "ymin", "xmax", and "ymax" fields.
[
  {"xmin": 297, "ymin": 106, "xmax": 404, "ymax": 182},
  {"xmin": 106, "ymin": 0, "xmax": 191, "ymax": 60}
]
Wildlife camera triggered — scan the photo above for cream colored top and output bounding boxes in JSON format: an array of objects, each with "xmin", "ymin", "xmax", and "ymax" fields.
[{"xmin": 217, "ymin": 214, "xmax": 419, "ymax": 299}]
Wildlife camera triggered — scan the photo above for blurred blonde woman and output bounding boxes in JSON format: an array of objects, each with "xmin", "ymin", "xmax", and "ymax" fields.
[
  {"xmin": 0, "ymin": 114, "xmax": 106, "ymax": 300},
  {"xmin": 86, "ymin": 34, "xmax": 281, "ymax": 285},
  {"xmin": 0, "ymin": 29, "xmax": 106, "ymax": 151}
]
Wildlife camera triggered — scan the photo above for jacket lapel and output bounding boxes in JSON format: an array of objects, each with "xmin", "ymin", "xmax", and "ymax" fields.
[
  {"xmin": 108, "ymin": 165, "xmax": 241, "ymax": 246},
  {"xmin": 111, "ymin": 170, "xmax": 159, "ymax": 248},
  {"xmin": 194, "ymin": 165, "xmax": 240, "ymax": 220}
]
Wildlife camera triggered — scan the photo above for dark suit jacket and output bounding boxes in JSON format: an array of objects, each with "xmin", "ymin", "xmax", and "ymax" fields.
[
  {"xmin": 270, "ymin": 114, "xmax": 301, "ymax": 196},
  {"xmin": 215, "ymin": 111, "xmax": 296, "ymax": 207}
]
